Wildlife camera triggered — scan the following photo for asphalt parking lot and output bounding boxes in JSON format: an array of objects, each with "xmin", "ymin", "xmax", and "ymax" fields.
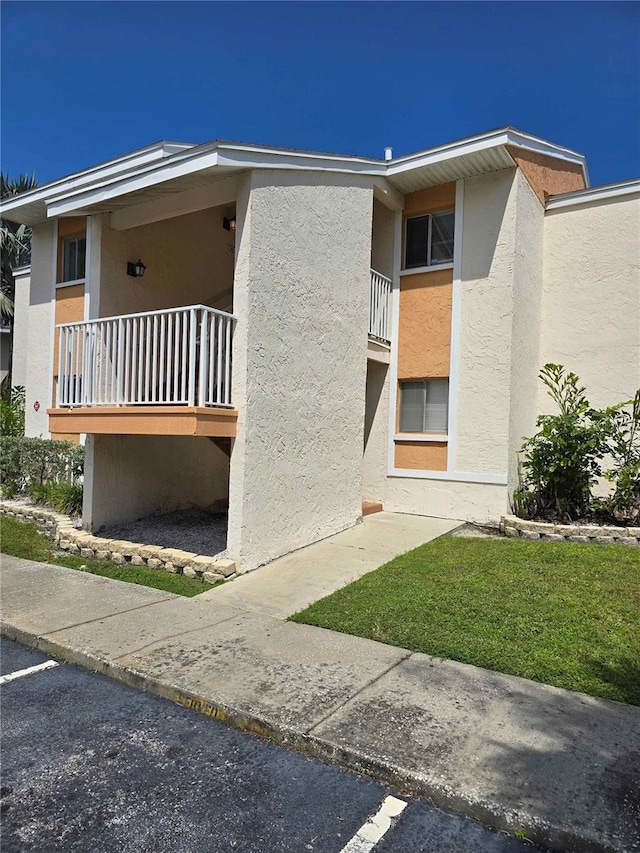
[{"xmin": 0, "ymin": 636, "xmax": 543, "ymax": 852}]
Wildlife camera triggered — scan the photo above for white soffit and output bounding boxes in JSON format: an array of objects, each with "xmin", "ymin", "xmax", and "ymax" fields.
[
  {"xmin": 0, "ymin": 141, "xmax": 195, "ymax": 225},
  {"xmin": 386, "ymin": 146, "xmax": 516, "ymax": 192}
]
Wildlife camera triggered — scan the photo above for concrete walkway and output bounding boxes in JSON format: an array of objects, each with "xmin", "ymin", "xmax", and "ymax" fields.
[
  {"xmin": 1, "ymin": 548, "xmax": 639, "ymax": 851},
  {"xmin": 200, "ymin": 512, "xmax": 460, "ymax": 617}
]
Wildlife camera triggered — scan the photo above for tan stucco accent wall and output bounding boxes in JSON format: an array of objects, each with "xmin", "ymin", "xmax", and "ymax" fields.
[
  {"xmin": 506, "ymin": 146, "xmax": 586, "ymax": 204},
  {"xmin": 395, "ymin": 441, "xmax": 448, "ymax": 470},
  {"xmin": 52, "ymin": 283, "xmax": 84, "ymax": 378},
  {"xmin": 56, "ymin": 216, "xmax": 86, "ymax": 283},
  {"xmin": 404, "ymin": 183, "xmax": 456, "ymax": 217},
  {"xmin": 395, "ymin": 183, "xmax": 455, "ymax": 472},
  {"xmin": 397, "ymin": 269, "xmax": 452, "ymax": 379}
]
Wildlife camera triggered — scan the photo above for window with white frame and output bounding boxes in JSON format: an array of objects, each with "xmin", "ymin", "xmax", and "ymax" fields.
[
  {"xmin": 405, "ymin": 210, "xmax": 455, "ymax": 269},
  {"xmin": 399, "ymin": 378, "xmax": 449, "ymax": 433},
  {"xmin": 61, "ymin": 235, "xmax": 86, "ymax": 282}
]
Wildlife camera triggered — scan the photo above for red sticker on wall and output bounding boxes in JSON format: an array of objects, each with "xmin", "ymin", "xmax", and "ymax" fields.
[{"xmin": 33, "ymin": 401, "xmax": 40, "ymax": 412}]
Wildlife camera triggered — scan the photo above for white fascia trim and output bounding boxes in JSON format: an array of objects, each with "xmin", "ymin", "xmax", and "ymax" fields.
[
  {"xmin": 399, "ymin": 263, "xmax": 453, "ymax": 277},
  {"xmin": 0, "ymin": 141, "xmax": 194, "ymax": 217},
  {"xmin": 45, "ymin": 145, "xmax": 387, "ymax": 218},
  {"xmin": 394, "ymin": 434, "xmax": 448, "ymax": 443},
  {"xmin": 388, "ymin": 127, "xmax": 587, "ymax": 180},
  {"xmin": 545, "ymin": 177, "xmax": 640, "ymax": 210},
  {"xmin": 11, "ymin": 265, "xmax": 31, "ymax": 276},
  {"xmin": 390, "ymin": 468, "xmax": 508, "ymax": 485}
]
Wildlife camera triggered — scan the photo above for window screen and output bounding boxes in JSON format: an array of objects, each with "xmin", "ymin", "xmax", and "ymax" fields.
[
  {"xmin": 62, "ymin": 235, "xmax": 86, "ymax": 282},
  {"xmin": 404, "ymin": 210, "xmax": 454, "ymax": 269},
  {"xmin": 399, "ymin": 379, "xmax": 449, "ymax": 433}
]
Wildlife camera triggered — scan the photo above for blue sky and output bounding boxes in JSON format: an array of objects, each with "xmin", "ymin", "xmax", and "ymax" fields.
[{"xmin": 2, "ymin": 1, "xmax": 639, "ymax": 187}]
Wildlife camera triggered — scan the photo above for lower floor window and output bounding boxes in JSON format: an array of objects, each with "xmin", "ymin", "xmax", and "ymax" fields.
[{"xmin": 399, "ymin": 378, "xmax": 449, "ymax": 433}]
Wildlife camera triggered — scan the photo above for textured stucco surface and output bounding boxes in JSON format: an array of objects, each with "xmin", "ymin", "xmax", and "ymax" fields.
[
  {"xmin": 397, "ymin": 269, "xmax": 452, "ymax": 380},
  {"xmin": 52, "ymin": 284, "xmax": 85, "ymax": 382},
  {"xmin": 24, "ymin": 223, "xmax": 55, "ymax": 437},
  {"xmin": 455, "ymin": 169, "xmax": 518, "ymax": 476},
  {"xmin": 227, "ymin": 170, "xmax": 373, "ymax": 571},
  {"xmin": 507, "ymin": 171, "xmax": 544, "ymax": 490},
  {"xmin": 506, "ymin": 146, "xmax": 586, "ymax": 204},
  {"xmin": 541, "ymin": 194, "xmax": 640, "ymax": 410},
  {"xmin": 404, "ymin": 183, "xmax": 456, "ymax": 217},
  {"xmin": 84, "ymin": 434, "xmax": 229, "ymax": 531},
  {"xmin": 362, "ymin": 359, "xmax": 389, "ymax": 502},
  {"xmin": 370, "ymin": 199, "xmax": 394, "ymax": 279},
  {"xmin": 99, "ymin": 206, "xmax": 235, "ymax": 319},
  {"xmin": 382, "ymin": 476, "xmax": 508, "ymax": 521},
  {"xmin": 11, "ymin": 271, "xmax": 30, "ymax": 390},
  {"xmin": 395, "ymin": 441, "xmax": 448, "ymax": 471}
]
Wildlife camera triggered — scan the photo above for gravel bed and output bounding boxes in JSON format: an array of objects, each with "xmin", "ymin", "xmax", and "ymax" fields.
[{"xmin": 100, "ymin": 509, "xmax": 227, "ymax": 556}]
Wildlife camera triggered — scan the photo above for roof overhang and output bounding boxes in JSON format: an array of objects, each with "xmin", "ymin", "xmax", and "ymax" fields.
[
  {"xmin": 545, "ymin": 177, "xmax": 640, "ymax": 211},
  {"xmin": 0, "ymin": 127, "xmax": 589, "ymax": 226}
]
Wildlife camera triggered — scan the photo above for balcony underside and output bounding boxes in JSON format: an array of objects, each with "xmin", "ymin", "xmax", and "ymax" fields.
[{"xmin": 48, "ymin": 406, "xmax": 238, "ymax": 438}]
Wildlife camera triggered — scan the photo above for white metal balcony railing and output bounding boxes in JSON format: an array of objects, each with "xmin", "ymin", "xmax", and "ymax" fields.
[
  {"xmin": 369, "ymin": 269, "xmax": 392, "ymax": 343},
  {"xmin": 56, "ymin": 305, "xmax": 235, "ymax": 409}
]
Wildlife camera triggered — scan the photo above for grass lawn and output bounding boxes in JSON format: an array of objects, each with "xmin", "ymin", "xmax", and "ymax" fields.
[
  {"xmin": 0, "ymin": 515, "xmax": 215, "ymax": 598},
  {"xmin": 290, "ymin": 536, "xmax": 640, "ymax": 705}
]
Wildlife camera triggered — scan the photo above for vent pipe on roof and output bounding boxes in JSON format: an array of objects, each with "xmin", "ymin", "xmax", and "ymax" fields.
[{"xmin": 384, "ymin": 146, "xmax": 393, "ymax": 161}]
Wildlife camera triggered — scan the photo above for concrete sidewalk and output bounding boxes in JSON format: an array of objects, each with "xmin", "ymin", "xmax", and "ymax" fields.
[
  {"xmin": 1, "ymin": 554, "xmax": 639, "ymax": 852},
  {"xmin": 200, "ymin": 512, "xmax": 460, "ymax": 617}
]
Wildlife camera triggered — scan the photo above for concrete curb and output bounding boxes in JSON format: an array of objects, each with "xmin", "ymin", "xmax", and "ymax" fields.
[{"xmin": 1, "ymin": 617, "xmax": 620, "ymax": 853}]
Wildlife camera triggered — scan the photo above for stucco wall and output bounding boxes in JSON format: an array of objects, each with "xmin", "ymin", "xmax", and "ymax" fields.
[
  {"xmin": 99, "ymin": 206, "xmax": 235, "ymax": 318},
  {"xmin": 507, "ymin": 171, "xmax": 545, "ymax": 490},
  {"xmin": 227, "ymin": 169, "xmax": 373, "ymax": 570},
  {"xmin": 371, "ymin": 199, "xmax": 394, "ymax": 278},
  {"xmin": 24, "ymin": 223, "xmax": 54, "ymax": 437},
  {"xmin": 362, "ymin": 359, "xmax": 390, "ymax": 501},
  {"xmin": 455, "ymin": 169, "xmax": 518, "ymax": 476},
  {"xmin": 11, "ymin": 270, "xmax": 31, "ymax": 389},
  {"xmin": 84, "ymin": 434, "xmax": 229, "ymax": 531},
  {"xmin": 383, "ymin": 476, "xmax": 509, "ymax": 521},
  {"xmin": 541, "ymin": 193, "xmax": 640, "ymax": 410}
]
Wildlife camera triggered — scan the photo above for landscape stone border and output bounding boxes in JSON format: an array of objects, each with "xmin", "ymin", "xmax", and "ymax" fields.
[
  {"xmin": 500, "ymin": 514, "xmax": 640, "ymax": 546},
  {"xmin": 0, "ymin": 500, "xmax": 237, "ymax": 584}
]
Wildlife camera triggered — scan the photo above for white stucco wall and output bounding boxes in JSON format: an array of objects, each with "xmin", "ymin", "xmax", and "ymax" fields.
[
  {"xmin": 362, "ymin": 359, "xmax": 390, "ymax": 501},
  {"xmin": 382, "ymin": 477, "xmax": 508, "ymax": 521},
  {"xmin": 84, "ymin": 434, "xmax": 229, "ymax": 531},
  {"xmin": 507, "ymin": 171, "xmax": 545, "ymax": 490},
  {"xmin": 541, "ymin": 193, "xmax": 640, "ymax": 410},
  {"xmin": 227, "ymin": 169, "xmax": 373, "ymax": 570},
  {"xmin": 23, "ymin": 224, "xmax": 54, "ymax": 437},
  {"xmin": 371, "ymin": 199, "xmax": 395, "ymax": 279},
  {"xmin": 455, "ymin": 169, "xmax": 518, "ymax": 477},
  {"xmin": 99, "ymin": 206, "xmax": 235, "ymax": 318}
]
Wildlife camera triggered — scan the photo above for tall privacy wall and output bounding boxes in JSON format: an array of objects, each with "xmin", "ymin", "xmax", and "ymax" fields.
[
  {"xmin": 541, "ymin": 192, "xmax": 640, "ymax": 409},
  {"xmin": 227, "ymin": 170, "xmax": 373, "ymax": 571}
]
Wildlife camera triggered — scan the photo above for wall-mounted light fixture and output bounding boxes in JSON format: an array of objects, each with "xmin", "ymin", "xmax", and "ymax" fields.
[
  {"xmin": 127, "ymin": 259, "xmax": 147, "ymax": 278},
  {"xmin": 222, "ymin": 216, "xmax": 236, "ymax": 232}
]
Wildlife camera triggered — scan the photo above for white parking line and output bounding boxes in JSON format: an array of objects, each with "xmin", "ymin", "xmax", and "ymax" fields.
[
  {"xmin": 0, "ymin": 660, "xmax": 59, "ymax": 685},
  {"xmin": 340, "ymin": 795, "xmax": 408, "ymax": 853}
]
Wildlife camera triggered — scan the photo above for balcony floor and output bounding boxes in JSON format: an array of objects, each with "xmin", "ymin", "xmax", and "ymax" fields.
[{"xmin": 48, "ymin": 405, "xmax": 238, "ymax": 438}]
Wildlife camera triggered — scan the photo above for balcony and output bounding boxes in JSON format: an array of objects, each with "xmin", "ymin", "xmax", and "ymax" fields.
[
  {"xmin": 368, "ymin": 269, "xmax": 392, "ymax": 363},
  {"xmin": 48, "ymin": 305, "xmax": 238, "ymax": 438}
]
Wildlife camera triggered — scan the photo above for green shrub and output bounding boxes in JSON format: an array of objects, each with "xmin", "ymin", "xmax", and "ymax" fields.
[
  {"xmin": 517, "ymin": 364, "xmax": 611, "ymax": 520},
  {"xmin": 600, "ymin": 390, "xmax": 640, "ymax": 522},
  {"xmin": 0, "ymin": 386, "xmax": 25, "ymax": 438},
  {"xmin": 29, "ymin": 480, "xmax": 83, "ymax": 515},
  {"xmin": 0, "ymin": 436, "xmax": 84, "ymax": 514}
]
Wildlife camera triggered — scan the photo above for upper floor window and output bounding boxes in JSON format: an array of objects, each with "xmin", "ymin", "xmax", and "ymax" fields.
[
  {"xmin": 405, "ymin": 210, "xmax": 455, "ymax": 269},
  {"xmin": 62, "ymin": 235, "xmax": 86, "ymax": 282}
]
